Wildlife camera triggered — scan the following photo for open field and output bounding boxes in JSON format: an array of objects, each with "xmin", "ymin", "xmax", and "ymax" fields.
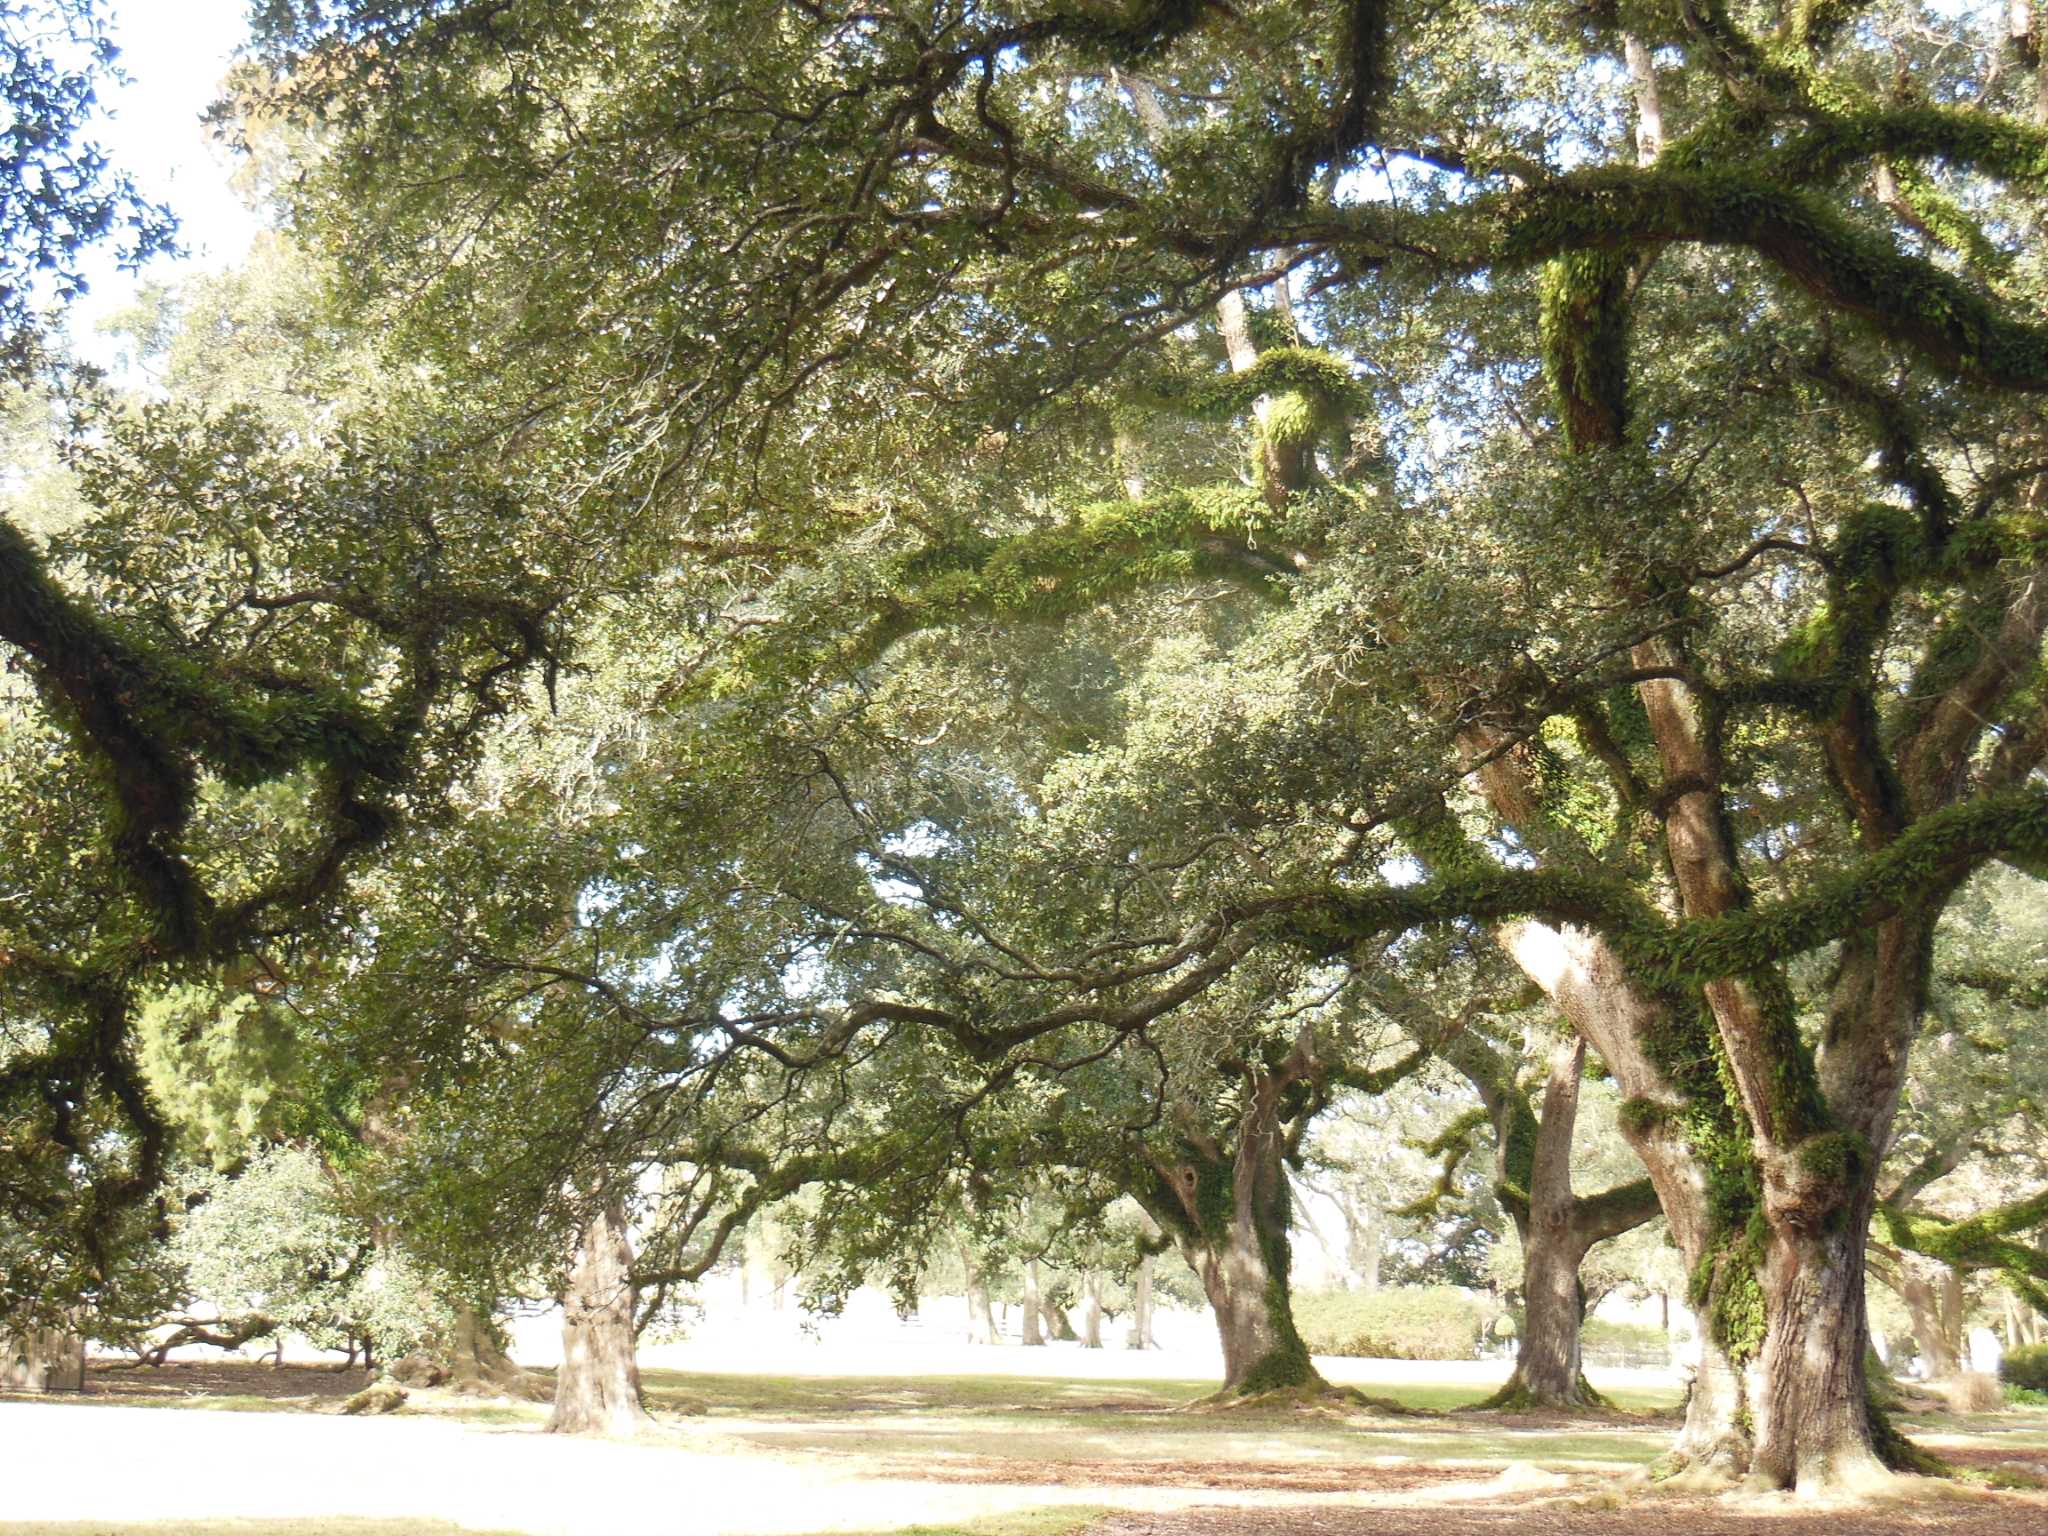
[{"xmin": 4, "ymin": 1355, "xmax": 2046, "ymax": 1536}]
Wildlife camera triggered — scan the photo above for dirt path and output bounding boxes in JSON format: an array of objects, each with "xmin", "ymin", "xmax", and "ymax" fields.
[
  {"xmin": 3, "ymin": 1392, "xmax": 2041, "ymax": 1536},
  {"xmin": 0, "ymin": 1401, "xmax": 1510, "ymax": 1535},
  {"xmin": 1094, "ymin": 1493, "xmax": 2048, "ymax": 1536}
]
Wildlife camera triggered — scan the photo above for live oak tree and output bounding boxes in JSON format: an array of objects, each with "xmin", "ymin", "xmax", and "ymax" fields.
[
  {"xmin": 1867, "ymin": 865, "xmax": 2048, "ymax": 1367},
  {"xmin": 1374, "ymin": 971, "xmax": 1662, "ymax": 1410},
  {"xmin": 246, "ymin": 1, "xmax": 2048, "ymax": 1491},
  {"xmin": 0, "ymin": 320, "xmax": 570, "ymax": 1358}
]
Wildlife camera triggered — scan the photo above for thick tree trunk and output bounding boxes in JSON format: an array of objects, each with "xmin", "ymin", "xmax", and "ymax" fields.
[
  {"xmin": 1748, "ymin": 1198, "xmax": 1888, "ymax": 1490},
  {"xmin": 1081, "ymin": 1272, "xmax": 1104, "ymax": 1349},
  {"xmin": 1131, "ymin": 1254, "xmax": 1157, "ymax": 1349},
  {"xmin": 961, "ymin": 1248, "xmax": 998, "ymax": 1346},
  {"xmin": 1900, "ymin": 1262, "xmax": 1962, "ymax": 1378},
  {"xmin": 548, "ymin": 1201, "xmax": 651, "ymax": 1436},
  {"xmin": 446, "ymin": 1302, "xmax": 545, "ymax": 1400},
  {"xmin": 1, "ymin": 1328, "xmax": 84, "ymax": 1392},
  {"xmin": 1511, "ymin": 1222, "xmax": 1594, "ymax": 1406},
  {"xmin": 1498, "ymin": 920, "xmax": 1752, "ymax": 1473},
  {"xmin": 1022, "ymin": 1260, "xmax": 1046, "ymax": 1347},
  {"xmin": 1486, "ymin": 1034, "xmax": 1603, "ymax": 1410},
  {"xmin": 1151, "ymin": 1071, "xmax": 1322, "ymax": 1397}
]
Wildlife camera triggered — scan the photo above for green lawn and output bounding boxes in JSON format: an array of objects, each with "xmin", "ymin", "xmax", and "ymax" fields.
[{"xmin": 636, "ymin": 1367, "xmax": 1682, "ymax": 1473}]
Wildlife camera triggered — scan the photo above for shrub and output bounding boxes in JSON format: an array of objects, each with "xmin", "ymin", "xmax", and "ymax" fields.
[
  {"xmin": 1944, "ymin": 1371, "xmax": 2005, "ymax": 1414},
  {"xmin": 2002, "ymin": 1343, "xmax": 2048, "ymax": 1393},
  {"xmin": 1293, "ymin": 1285, "xmax": 1485, "ymax": 1361}
]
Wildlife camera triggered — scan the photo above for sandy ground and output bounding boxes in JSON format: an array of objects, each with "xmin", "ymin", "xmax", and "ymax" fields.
[
  {"xmin": 0, "ymin": 1393, "xmax": 1554, "ymax": 1536},
  {"xmin": 0, "ymin": 1336, "xmax": 1680, "ymax": 1536},
  {"xmin": 0, "ymin": 1398, "xmax": 1109, "ymax": 1533}
]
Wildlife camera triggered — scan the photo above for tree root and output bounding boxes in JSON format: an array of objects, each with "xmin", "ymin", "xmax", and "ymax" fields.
[
  {"xmin": 1466, "ymin": 1371, "xmax": 1614, "ymax": 1415},
  {"xmin": 1182, "ymin": 1381, "xmax": 1419, "ymax": 1416}
]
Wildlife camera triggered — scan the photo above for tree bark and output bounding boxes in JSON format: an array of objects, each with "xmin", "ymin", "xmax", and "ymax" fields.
[
  {"xmin": 1, "ymin": 1328, "xmax": 84, "ymax": 1392},
  {"xmin": 548, "ymin": 1201, "xmax": 651, "ymax": 1436},
  {"xmin": 1899, "ymin": 1260, "xmax": 1962, "ymax": 1378},
  {"xmin": 445, "ymin": 1301, "xmax": 545, "ymax": 1400},
  {"xmin": 1022, "ymin": 1260, "xmax": 1046, "ymax": 1346},
  {"xmin": 1149, "ymin": 1069, "xmax": 1323, "ymax": 1396},
  {"xmin": 961, "ymin": 1247, "xmax": 999, "ymax": 1346},
  {"xmin": 1477, "ymin": 1031, "xmax": 1656, "ymax": 1411},
  {"xmin": 1496, "ymin": 919, "xmax": 1752, "ymax": 1474},
  {"xmin": 1510, "ymin": 1037, "xmax": 1596, "ymax": 1407},
  {"xmin": 1748, "ymin": 1196, "xmax": 1888, "ymax": 1490},
  {"xmin": 1081, "ymin": 1271, "xmax": 1104, "ymax": 1349},
  {"xmin": 1131, "ymin": 1253, "xmax": 1157, "ymax": 1349}
]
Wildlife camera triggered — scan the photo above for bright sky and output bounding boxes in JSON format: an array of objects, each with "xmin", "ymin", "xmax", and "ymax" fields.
[{"xmin": 69, "ymin": 0, "xmax": 264, "ymax": 370}]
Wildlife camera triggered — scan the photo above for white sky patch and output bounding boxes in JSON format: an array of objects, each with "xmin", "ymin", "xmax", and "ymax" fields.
[{"xmin": 66, "ymin": 0, "xmax": 263, "ymax": 372}]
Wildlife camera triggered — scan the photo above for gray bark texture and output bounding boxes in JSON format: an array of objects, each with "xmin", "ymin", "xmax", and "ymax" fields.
[{"xmin": 548, "ymin": 1201, "xmax": 652, "ymax": 1436}]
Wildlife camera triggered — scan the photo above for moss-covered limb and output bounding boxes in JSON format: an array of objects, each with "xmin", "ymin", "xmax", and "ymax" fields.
[
  {"xmin": 1145, "ymin": 346, "xmax": 1368, "ymax": 425},
  {"xmin": 850, "ymin": 483, "xmax": 1295, "ymax": 663},
  {"xmin": 1879, "ymin": 1189, "xmax": 2048, "ymax": 1291},
  {"xmin": 1389, "ymin": 1103, "xmax": 1488, "ymax": 1221},
  {"xmin": 1798, "ymin": 353, "xmax": 1960, "ymax": 540},
  {"xmin": 1326, "ymin": 1040, "xmax": 1430, "ymax": 1097},
  {"xmin": 1942, "ymin": 965, "xmax": 2048, "ymax": 1009},
  {"xmin": 1476, "ymin": 167, "xmax": 2048, "ymax": 393},
  {"xmin": 1895, "ymin": 602, "xmax": 2048, "ymax": 820},
  {"xmin": 1574, "ymin": 1176, "xmax": 1662, "ymax": 1243},
  {"xmin": 1877, "ymin": 161, "xmax": 2011, "ymax": 276},
  {"xmin": 1788, "ymin": 0, "xmax": 1879, "ymax": 52},
  {"xmin": 1770, "ymin": 105, "xmax": 2048, "ymax": 196},
  {"xmin": 1301, "ymin": 785, "xmax": 2048, "ymax": 987},
  {"xmin": 0, "ymin": 514, "xmax": 531, "ymax": 956},
  {"xmin": 1540, "ymin": 251, "xmax": 1635, "ymax": 451}
]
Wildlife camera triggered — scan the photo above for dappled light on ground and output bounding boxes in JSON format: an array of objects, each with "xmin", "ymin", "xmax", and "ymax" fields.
[{"xmin": 3, "ymin": 1362, "xmax": 2045, "ymax": 1535}]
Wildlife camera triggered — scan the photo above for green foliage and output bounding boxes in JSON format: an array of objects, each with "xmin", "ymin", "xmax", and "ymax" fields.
[
  {"xmin": 2003, "ymin": 1344, "xmax": 2048, "ymax": 1394},
  {"xmin": 136, "ymin": 985, "xmax": 302, "ymax": 1168},
  {"xmin": 169, "ymin": 1145, "xmax": 452, "ymax": 1361},
  {"xmin": 1292, "ymin": 1285, "xmax": 1486, "ymax": 1361},
  {"xmin": 0, "ymin": 0, "xmax": 175, "ymax": 364}
]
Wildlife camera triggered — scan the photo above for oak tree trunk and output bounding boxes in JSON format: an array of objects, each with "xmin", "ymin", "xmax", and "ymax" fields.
[
  {"xmin": 961, "ymin": 1247, "xmax": 999, "ymax": 1346},
  {"xmin": 1, "ymin": 1328, "xmax": 84, "ymax": 1392},
  {"xmin": 1748, "ymin": 1199, "xmax": 1888, "ymax": 1490},
  {"xmin": 1081, "ymin": 1272, "xmax": 1103, "ymax": 1349},
  {"xmin": 1497, "ymin": 920, "xmax": 1752, "ymax": 1472},
  {"xmin": 1152, "ymin": 1069, "xmax": 1322, "ymax": 1396},
  {"xmin": 447, "ymin": 1301, "xmax": 545, "ymax": 1400},
  {"xmin": 1900, "ymin": 1262, "xmax": 1962, "ymax": 1378},
  {"xmin": 1131, "ymin": 1254, "xmax": 1157, "ymax": 1349},
  {"xmin": 1485, "ymin": 1034, "xmax": 1608, "ymax": 1410},
  {"xmin": 1512, "ymin": 1223, "xmax": 1593, "ymax": 1406},
  {"xmin": 548, "ymin": 1201, "xmax": 651, "ymax": 1436},
  {"xmin": 1022, "ymin": 1260, "xmax": 1046, "ymax": 1347}
]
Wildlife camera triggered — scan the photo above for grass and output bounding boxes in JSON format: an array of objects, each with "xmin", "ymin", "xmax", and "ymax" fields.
[
  {"xmin": 639, "ymin": 1369, "xmax": 1201, "ymax": 1417},
  {"xmin": 634, "ymin": 1367, "xmax": 1682, "ymax": 1475},
  {"xmin": 637, "ymin": 1367, "xmax": 1682, "ymax": 1419}
]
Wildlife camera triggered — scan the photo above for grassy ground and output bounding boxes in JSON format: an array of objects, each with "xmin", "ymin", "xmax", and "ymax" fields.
[
  {"xmin": 7, "ymin": 1364, "xmax": 2046, "ymax": 1534},
  {"xmin": 633, "ymin": 1367, "xmax": 1682, "ymax": 1474}
]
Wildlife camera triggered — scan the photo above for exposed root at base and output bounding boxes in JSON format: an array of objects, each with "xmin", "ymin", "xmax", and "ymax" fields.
[
  {"xmin": 1181, "ymin": 1381, "xmax": 1418, "ymax": 1416},
  {"xmin": 1646, "ymin": 1451, "xmax": 1744, "ymax": 1491},
  {"xmin": 1465, "ymin": 1373, "xmax": 1613, "ymax": 1415}
]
